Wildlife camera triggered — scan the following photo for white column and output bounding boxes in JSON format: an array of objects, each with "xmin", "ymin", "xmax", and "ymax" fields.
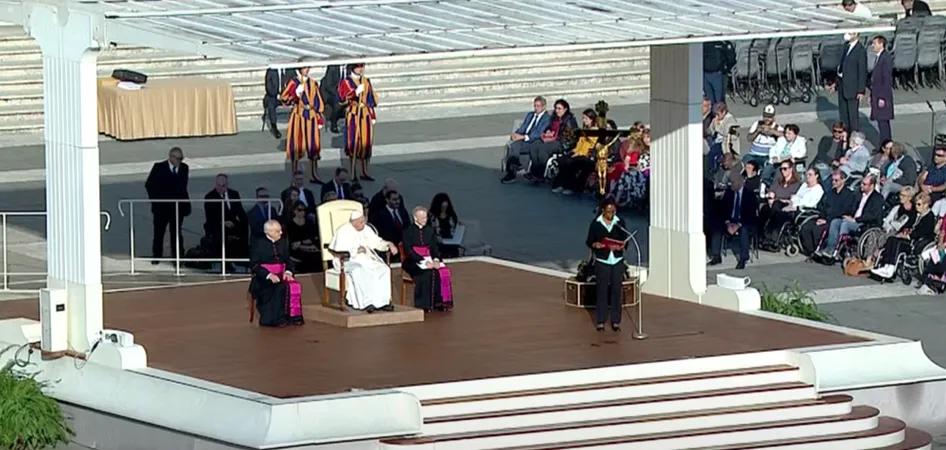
[
  {"xmin": 30, "ymin": 6, "xmax": 103, "ymax": 351},
  {"xmin": 643, "ymin": 43, "xmax": 707, "ymax": 303}
]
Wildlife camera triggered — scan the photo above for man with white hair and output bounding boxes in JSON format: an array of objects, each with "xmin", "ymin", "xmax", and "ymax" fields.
[
  {"xmin": 329, "ymin": 210, "xmax": 399, "ymax": 312},
  {"xmin": 249, "ymin": 220, "xmax": 304, "ymax": 327},
  {"xmin": 836, "ymin": 131, "xmax": 871, "ymax": 180}
]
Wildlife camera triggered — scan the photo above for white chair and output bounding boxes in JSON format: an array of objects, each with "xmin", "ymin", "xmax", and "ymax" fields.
[{"xmin": 317, "ymin": 200, "xmax": 365, "ymax": 310}]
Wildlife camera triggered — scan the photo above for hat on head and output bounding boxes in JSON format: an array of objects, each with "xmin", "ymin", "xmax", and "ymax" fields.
[
  {"xmin": 763, "ymin": 104, "xmax": 776, "ymax": 117},
  {"xmin": 350, "ymin": 210, "xmax": 364, "ymax": 221}
]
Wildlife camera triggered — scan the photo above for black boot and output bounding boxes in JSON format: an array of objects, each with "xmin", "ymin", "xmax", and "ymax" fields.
[{"xmin": 269, "ymin": 124, "xmax": 281, "ymax": 139}]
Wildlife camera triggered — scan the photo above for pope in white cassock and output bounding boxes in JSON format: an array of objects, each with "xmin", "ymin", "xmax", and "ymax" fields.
[{"xmin": 329, "ymin": 210, "xmax": 399, "ymax": 312}]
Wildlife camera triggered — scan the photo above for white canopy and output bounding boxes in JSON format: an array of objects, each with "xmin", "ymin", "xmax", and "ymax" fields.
[{"xmin": 5, "ymin": 0, "xmax": 894, "ymax": 68}]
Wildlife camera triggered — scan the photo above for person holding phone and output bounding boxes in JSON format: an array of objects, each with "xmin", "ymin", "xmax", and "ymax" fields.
[{"xmin": 586, "ymin": 197, "xmax": 630, "ymax": 332}]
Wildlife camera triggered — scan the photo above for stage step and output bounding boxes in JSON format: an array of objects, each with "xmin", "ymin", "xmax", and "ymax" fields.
[
  {"xmin": 419, "ymin": 365, "xmax": 801, "ymax": 418},
  {"xmin": 422, "ymin": 383, "xmax": 817, "ymax": 435},
  {"xmin": 693, "ymin": 425, "xmax": 931, "ymax": 450},
  {"xmin": 382, "ymin": 406, "xmax": 885, "ymax": 449}
]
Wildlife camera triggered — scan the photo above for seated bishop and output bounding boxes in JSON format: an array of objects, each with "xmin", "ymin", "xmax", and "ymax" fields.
[
  {"xmin": 249, "ymin": 220, "xmax": 304, "ymax": 327},
  {"xmin": 329, "ymin": 210, "xmax": 399, "ymax": 313}
]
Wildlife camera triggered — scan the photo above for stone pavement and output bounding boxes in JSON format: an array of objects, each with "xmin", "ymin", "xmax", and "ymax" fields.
[{"xmin": 1, "ymin": 89, "xmax": 946, "ymax": 372}]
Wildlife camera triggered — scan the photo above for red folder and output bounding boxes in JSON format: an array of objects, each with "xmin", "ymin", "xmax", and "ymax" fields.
[{"xmin": 601, "ymin": 237, "xmax": 625, "ymax": 250}]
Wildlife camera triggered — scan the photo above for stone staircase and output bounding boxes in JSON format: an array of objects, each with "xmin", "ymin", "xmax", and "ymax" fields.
[
  {"xmin": 0, "ymin": 0, "xmax": 931, "ymax": 137},
  {"xmin": 383, "ymin": 364, "xmax": 933, "ymax": 449}
]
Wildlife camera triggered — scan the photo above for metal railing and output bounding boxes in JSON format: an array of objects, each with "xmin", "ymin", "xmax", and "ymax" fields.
[
  {"xmin": 117, "ymin": 198, "xmax": 283, "ymax": 276},
  {"xmin": 0, "ymin": 211, "xmax": 112, "ymax": 292}
]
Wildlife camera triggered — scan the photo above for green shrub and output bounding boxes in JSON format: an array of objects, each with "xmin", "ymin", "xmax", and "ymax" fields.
[
  {"xmin": 0, "ymin": 350, "xmax": 71, "ymax": 450},
  {"xmin": 760, "ymin": 283, "xmax": 835, "ymax": 323}
]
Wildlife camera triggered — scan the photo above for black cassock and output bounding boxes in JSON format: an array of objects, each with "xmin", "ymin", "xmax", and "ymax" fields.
[
  {"xmin": 402, "ymin": 224, "xmax": 448, "ymax": 310},
  {"xmin": 249, "ymin": 237, "xmax": 301, "ymax": 326}
]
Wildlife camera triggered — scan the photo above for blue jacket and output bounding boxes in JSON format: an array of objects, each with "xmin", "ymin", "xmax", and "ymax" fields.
[{"xmin": 515, "ymin": 111, "xmax": 551, "ymax": 142}]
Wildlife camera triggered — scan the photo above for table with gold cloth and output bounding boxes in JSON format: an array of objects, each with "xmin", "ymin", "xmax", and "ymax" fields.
[{"xmin": 97, "ymin": 77, "xmax": 238, "ymax": 141}]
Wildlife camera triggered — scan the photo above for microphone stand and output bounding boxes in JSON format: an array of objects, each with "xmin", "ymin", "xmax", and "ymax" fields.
[{"xmin": 616, "ymin": 224, "xmax": 647, "ymax": 340}]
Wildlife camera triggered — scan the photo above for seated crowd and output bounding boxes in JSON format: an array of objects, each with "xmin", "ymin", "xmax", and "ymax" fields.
[
  {"xmin": 499, "ymin": 96, "xmax": 653, "ymax": 211},
  {"xmin": 704, "ymin": 101, "xmax": 946, "ymax": 295}
]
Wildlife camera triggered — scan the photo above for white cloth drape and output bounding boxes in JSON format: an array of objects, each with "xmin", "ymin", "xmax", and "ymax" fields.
[{"xmin": 329, "ymin": 222, "xmax": 391, "ymax": 309}]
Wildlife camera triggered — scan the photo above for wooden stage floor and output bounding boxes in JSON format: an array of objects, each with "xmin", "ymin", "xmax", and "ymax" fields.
[{"xmin": 0, "ymin": 261, "xmax": 867, "ymax": 398}]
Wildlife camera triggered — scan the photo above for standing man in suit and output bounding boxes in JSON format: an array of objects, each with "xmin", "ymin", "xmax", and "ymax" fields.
[
  {"xmin": 280, "ymin": 170, "xmax": 318, "ymax": 216},
  {"xmin": 501, "ymin": 97, "xmax": 551, "ymax": 183},
  {"xmin": 320, "ymin": 167, "xmax": 352, "ymax": 201},
  {"xmin": 203, "ymin": 174, "xmax": 249, "ymax": 263},
  {"xmin": 263, "ymin": 68, "xmax": 285, "ymax": 140},
  {"xmin": 832, "ymin": 32, "xmax": 868, "ymax": 132},
  {"xmin": 321, "ymin": 65, "xmax": 345, "ymax": 134},
  {"xmin": 145, "ymin": 147, "xmax": 191, "ymax": 264},
  {"xmin": 903, "ymin": 0, "xmax": 932, "ymax": 17},
  {"xmin": 869, "ymin": 35, "xmax": 894, "ymax": 143},
  {"xmin": 708, "ymin": 174, "xmax": 759, "ymax": 270}
]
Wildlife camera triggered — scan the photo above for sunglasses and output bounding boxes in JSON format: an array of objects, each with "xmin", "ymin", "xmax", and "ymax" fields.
[{"xmin": 780, "ymin": 167, "xmax": 792, "ymax": 171}]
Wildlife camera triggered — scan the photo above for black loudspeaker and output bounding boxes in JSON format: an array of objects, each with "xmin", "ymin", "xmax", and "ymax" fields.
[{"xmin": 111, "ymin": 69, "xmax": 148, "ymax": 84}]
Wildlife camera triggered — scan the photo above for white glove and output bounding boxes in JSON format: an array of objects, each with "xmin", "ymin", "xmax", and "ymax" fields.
[
  {"xmin": 318, "ymin": 124, "xmax": 323, "ymax": 129},
  {"xmin": 371, "ymin": 119, "xmax": 376, "ymax": 125},
  {"xmin": 295, "ymin": 84, "xmax": 304, "ymax": 97},
  {"xmin": 355, "ymin": 84, "xmax": 365, "ymax": 95}
]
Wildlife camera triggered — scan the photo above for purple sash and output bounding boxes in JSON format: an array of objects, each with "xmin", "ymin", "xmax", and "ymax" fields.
[
  {"xmin": 413, "ymin": 246, "xmax": 453, "ymax": 303},
  {"xmin": 262, "ymin": 263, "xmax": 303, "ymax": 318}
]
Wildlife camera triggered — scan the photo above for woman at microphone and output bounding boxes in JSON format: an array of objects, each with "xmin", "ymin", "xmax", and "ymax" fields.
[{"xmin": 586, "ymin": 197, "xmax": 628, "ymax": 332}]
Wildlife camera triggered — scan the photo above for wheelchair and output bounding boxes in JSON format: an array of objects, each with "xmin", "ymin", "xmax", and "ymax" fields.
[
  {"xmin": 811, "ymin": 222, "xmax": 885, "ymax": 268},
  {"xmin": 880, "ymin": 240, "xmax": 937, "ymax": 286},
  {"xmin": 765, "ymin": 208, "xmax": 819, "ymax": 257}
]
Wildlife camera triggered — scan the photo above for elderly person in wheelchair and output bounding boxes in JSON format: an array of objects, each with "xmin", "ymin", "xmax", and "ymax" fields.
[{"xmin": 871, "ymin": 192, "xmax": 936, "ymax": 281}]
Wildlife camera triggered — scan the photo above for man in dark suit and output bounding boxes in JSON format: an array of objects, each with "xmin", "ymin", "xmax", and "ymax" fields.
[
  {"xmin": 869, "ymin": 35, "xmax": 894, "ymax": 143},
  {"xmin": 203, "ymin": 174, "xmax": 249, "ymax": 261},
  {"xmin": 903, "ymin": 0, "xmax": 932, "ymax": 17},
  {"xmin": 320, "ymin": 167, "xmax": 352, "ymax": 201},
  {"xmin": 368, "ymin": 190, "xmax": 409, "ymax": 255},
  {"xmin": 368, "ymin": 178, "xmax": 406, "ymax": 219},
  {"xmin": 145, "ymin": 147, "xmax": 191, "ymax": 264},
  {"xmin": 833, "ymin": 32, "xmax": 868, "ymax": 132},
  {"xmin": 263, "ymin": 68, "xmax": 287, "ymax": 139},
  {"xmin": 320, "ymin": 65, "xmax": 345, "ymax": 134},
  {"xmin": 709, "ymin": 174, "xmax": 759, "ymax": 270},
  {"xmin": 280, "ymin": 170, "xmax": 318, "ymax": 216},
  {"xmin": 248, "ymin": 187, "xmax": 279, "ymax": 243}
]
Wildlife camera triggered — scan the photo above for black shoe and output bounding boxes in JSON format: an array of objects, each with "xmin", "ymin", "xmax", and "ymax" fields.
[
  {"xmin": 309, "ymin": 178, "xmax": 323, "ymax": 185},
  {"xmin": 365, "ymin": 305, "xmax": 376, "ymax": 314},
  {"xmin": 595, "ymin": 324, "xmax": 606, "ymax": 332},
  {"xmin": 735, "ymin": 261, "xmax": 746, "ymax": 270},
  {"xmin": 611, "ymin": 324, "xmax": 621, "ymax": 332},
  {"xmin": 330, "ymin": 124, "xmax": 339, "ymax": 134},
  {"xmin": 708, "ymin": 257, "xmax": 722, "ymax": 266},
  {"xmin": 361, "ymin": 175, "xmax": 375, "ymax": 182},
  {"xmin": 501, "ymin": 173, "xmax": 516, "ymax": 184},
  {"xmin": 380, "ymin": 304, "xmax": 395, "ymax": 312},
  {"xmin": 269, "ymin": 126, "xmax": 281, "ymax": 140},
  {"xmin": 151, "ymin": 260, "xmax": 160, "ymax": 265}
]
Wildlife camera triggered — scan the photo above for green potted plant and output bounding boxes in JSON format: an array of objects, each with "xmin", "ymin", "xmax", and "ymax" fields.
[
  {"xmin": 0, "ymin": 357, "xmax": 72, "ymax": 450},
  {"xmin": 759, "ymin": 283, "xmax": 834, "ymax": 323}
]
